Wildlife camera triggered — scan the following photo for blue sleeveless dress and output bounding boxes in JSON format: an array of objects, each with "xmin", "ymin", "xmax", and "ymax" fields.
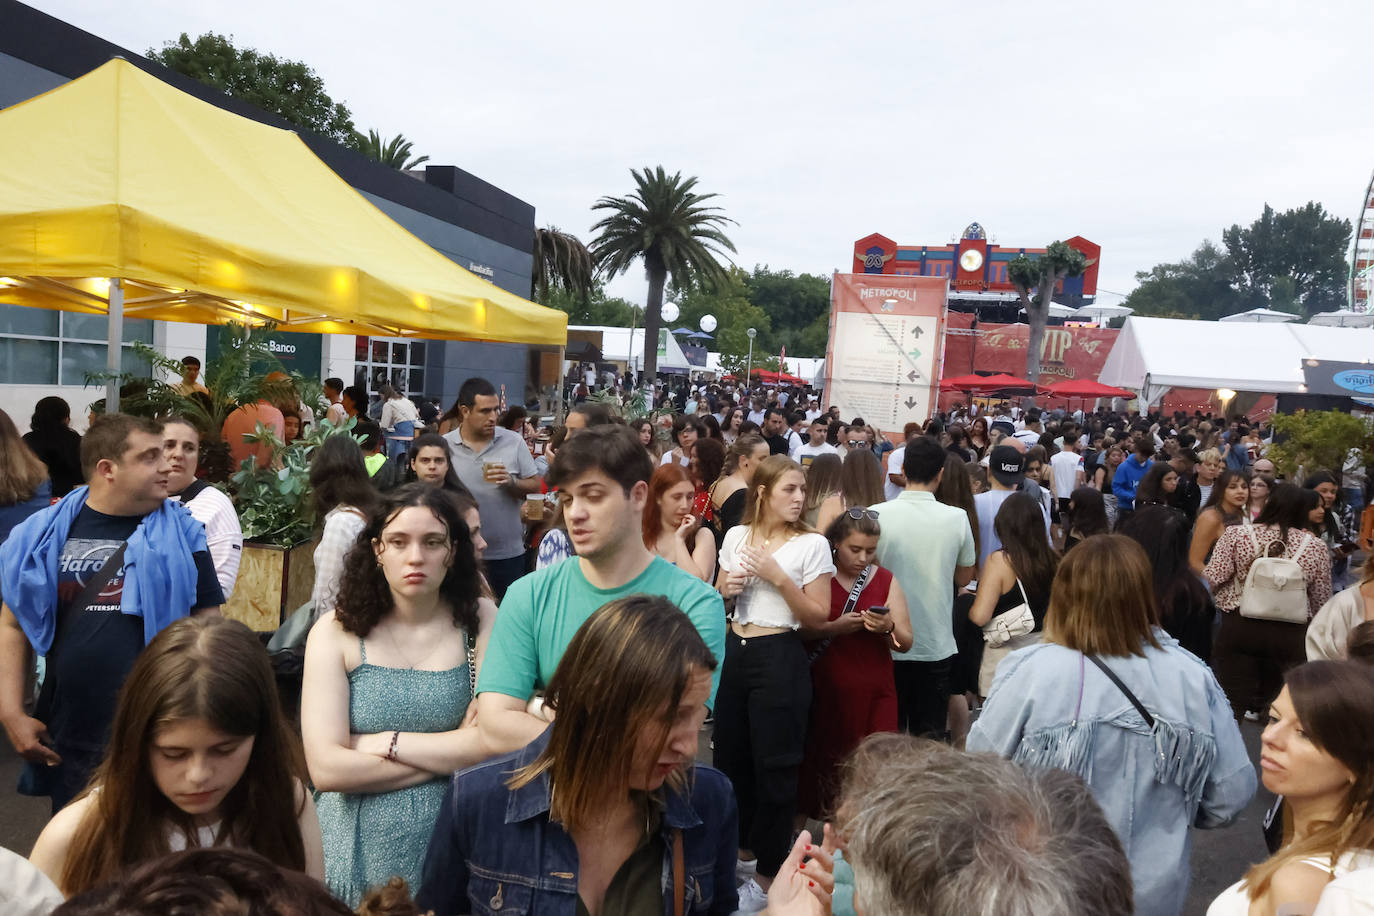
[{"xmin": 315, "ymin": 636, "xmax": 470, "ymax": 906}]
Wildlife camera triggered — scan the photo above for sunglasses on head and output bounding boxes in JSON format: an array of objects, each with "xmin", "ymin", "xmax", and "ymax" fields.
[{"xmin": 846, "ymin": 508, "xmax": 879, "ymax": 521}]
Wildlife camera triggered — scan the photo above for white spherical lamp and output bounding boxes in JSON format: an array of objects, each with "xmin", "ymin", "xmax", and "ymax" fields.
[
  {"xmin": 661, "ymin": 301, "xmax": 681, "ymax": 323},
  {"xmin": 699, "ymin": 314, "xmax": 717, "ymax": 333}
]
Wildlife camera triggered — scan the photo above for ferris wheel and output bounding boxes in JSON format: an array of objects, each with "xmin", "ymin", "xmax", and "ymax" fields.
[{"xmin": 1351, "ymin": 169, "xmax": 1374, "ymax": 312}]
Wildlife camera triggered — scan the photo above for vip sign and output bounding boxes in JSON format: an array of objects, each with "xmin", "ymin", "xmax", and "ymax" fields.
[{"xmin": 824, "ymin": 273, "xmax": 948, "ymax": 437}]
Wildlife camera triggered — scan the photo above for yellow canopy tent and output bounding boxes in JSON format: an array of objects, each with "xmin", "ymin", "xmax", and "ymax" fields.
[{"xmin": 0, "ymin": 58, "xmax": 567, "ymax": 408}]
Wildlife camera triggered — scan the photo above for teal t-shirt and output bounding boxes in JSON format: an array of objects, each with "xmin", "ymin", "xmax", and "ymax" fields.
[{"xmin": 477, "ymin": 555, "xmax": 727, "ymax": 707}]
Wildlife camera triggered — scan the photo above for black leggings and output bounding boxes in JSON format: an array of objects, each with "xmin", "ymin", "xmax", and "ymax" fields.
[{"xmin": 712, "ymin": 630, "xmax": 810, "ymax": 878}]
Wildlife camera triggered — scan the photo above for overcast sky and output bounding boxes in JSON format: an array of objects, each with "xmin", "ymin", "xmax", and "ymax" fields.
[{"xmin": 26, "ymin": 0, "xmax": 1374, "ymax": 307}]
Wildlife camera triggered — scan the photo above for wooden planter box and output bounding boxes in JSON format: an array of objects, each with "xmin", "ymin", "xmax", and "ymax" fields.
[{"xmin": 222, "ymin": 539, "xmax": 316, "ymax": 632}]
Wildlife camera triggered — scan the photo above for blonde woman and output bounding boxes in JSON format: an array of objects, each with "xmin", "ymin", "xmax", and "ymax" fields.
[
  {"xmin": 1207, "ymin": 661, "xmax": 1374, "ymax": 915},
  {"xmin": 715, "ymin": 455, "xmax": 834, "ymax": 908}
]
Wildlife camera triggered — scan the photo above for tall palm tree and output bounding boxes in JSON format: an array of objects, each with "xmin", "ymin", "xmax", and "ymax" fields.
[
  {"xmin": 591, "ymin": 167, "xmax": 736, "ymax": 384},
  {"xmin": 353, "ymin": 129, "xmax": 429, "ymax": 170},
  {"xmin": 532, "ymin": 226, "xmax": 595, "ymax": 302}
]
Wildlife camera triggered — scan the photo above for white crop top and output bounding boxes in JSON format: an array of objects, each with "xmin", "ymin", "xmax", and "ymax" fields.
[{"xmin": 718, "ymin": 527, "xmax": 834, "ymax": 629}]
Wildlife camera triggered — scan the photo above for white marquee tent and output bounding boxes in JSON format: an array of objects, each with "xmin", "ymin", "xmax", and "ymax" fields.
[{"xmin": 1099, "ymin": 316, "xmax": 1374, "ymax": 404}]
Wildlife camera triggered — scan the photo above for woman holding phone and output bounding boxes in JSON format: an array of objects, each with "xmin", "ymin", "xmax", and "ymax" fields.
[{"xmin": 797, "ymin": 508, "xmax": 911, "ymax": 821}]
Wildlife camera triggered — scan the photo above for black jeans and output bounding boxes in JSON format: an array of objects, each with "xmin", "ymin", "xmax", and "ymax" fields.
[
  {"xmin": 893, "ymin": 656, "xmax": 953, "ymax": 739},
  {"xmin": 712, "ymin": 630, "xmax": 810, "ymax": 878},
  {"xmin": 485, "ymin": 553, "xmax": 528, "ymax": 602},
  {"xmin": 1212, "ymin": 611, "xmax": 1306, "ymax": 718}
]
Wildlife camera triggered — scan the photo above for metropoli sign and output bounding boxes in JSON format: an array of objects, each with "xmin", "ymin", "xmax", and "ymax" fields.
[
  {"xmin": 824, "ymin": 273, "xmax": 948, "ymax": 434},
  {"xmin": 1302, "ymin": 359, "xmax": 1374, "ymax": 397}
]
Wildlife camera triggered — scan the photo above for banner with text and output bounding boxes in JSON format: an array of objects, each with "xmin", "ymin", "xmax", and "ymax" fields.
[{"xmin": 824, "ymin": 273, "xmax": 948, "ymax": 434}]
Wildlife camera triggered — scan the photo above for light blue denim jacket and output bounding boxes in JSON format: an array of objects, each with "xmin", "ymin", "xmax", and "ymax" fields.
[{"xmin": 967, "ymin": 630, "xmax": 1255, "ymax": 916}]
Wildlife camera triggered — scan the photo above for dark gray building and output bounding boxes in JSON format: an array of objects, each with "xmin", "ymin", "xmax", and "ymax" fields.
[{"xmin": 0, "ymin": 0, "xmax": 548, "ymax": 420}]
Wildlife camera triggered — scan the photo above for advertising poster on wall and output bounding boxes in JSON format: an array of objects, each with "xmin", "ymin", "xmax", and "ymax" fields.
[{"xmin": 824, "ymin": 273, "xmax": 948, "ymax": 434}]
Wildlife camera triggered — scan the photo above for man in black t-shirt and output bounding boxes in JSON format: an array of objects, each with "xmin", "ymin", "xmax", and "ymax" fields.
[
  {"xmin": 0, "ymin": 414, "xmax": 223, "ymax": 812},
  {"xmin": 762, "ymin": 407, "xmax": 791, "ymax": 456}
]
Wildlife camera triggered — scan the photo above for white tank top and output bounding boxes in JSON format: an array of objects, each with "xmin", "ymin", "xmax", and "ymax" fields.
[{"xmin": 1208, "ymin": 851, "xmax": 1374, "ymax": 915}]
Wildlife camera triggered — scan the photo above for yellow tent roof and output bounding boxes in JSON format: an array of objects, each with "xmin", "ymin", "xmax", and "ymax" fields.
[{"xmin": 0, "ymin": 59, "xmax": 567, "ymax": 345}]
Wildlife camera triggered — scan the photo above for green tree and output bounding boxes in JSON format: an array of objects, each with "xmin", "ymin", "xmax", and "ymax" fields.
[
  {"xmin": 148, "ymin": 32, "xmax": 356, "ymax": 144},
  {"xmin": 1222, "ymin": 202, "xmax": 1350, "ymax": 315},
  {"xmin": 1008, "ymin": 241, "xmax": 1094, "ymax": 382},
  {"xmin": 540, "ymin": 282, "xmax": 637, "ymax": 326},
  {"xmin": 353, "ymin": 129, "xmax": 429, "ymax": 170},
  {"xmin": 1126, "ymin": 240, "xmax": 1242, "ymax": 320},
  {"xmin": 742, "ymin": 267, "xmax": 831, "ymax": 356},
  {"xmin": 1267, "ymin": 409, "xmax": 1372, "ymax": 478},
  {"xmin": 1128, "ymin": 203, "xmax": 1351, "ymax": 321},
  {"xmin": 532, "ymin": 227, "xmax": 595, "ymax": 302},
  {"xmin": 591, "ymin": 167, "xmax": 737, "ymax": 385}
]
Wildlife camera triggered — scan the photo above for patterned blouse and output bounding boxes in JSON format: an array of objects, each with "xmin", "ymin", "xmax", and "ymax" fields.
[{"xmin": 1204, "ymin": 524, "xmax": 1332, "ymax": 618}]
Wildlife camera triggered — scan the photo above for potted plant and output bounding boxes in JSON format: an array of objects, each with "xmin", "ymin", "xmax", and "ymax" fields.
[{"xmin": 221, "ymin": 417, "xmax": 355, "ymax": 631}]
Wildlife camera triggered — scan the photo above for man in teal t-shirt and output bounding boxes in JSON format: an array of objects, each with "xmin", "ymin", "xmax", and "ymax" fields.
[{"xmin": 476, "ymin": 425, "xmax": 725, "ymax": 757}]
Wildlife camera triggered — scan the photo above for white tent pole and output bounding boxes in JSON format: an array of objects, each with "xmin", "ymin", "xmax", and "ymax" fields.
[{"xmin": 105, "ymin": 278, "xmax": 124, "ymax": 413}]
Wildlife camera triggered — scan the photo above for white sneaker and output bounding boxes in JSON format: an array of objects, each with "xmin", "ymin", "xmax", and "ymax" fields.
[
  {"xmin": 732, "ymin": 877, "xmax": 768, "ymax": 915},
  {"xmin": 735, "ymin": 857, "xmax": 757, "ymax": 888}
]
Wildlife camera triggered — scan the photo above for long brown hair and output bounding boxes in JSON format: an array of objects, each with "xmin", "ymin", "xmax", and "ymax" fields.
[
  {"xmin": 804, "ymin": 453, "xmax": 843, "ymax": 517},
  {"xmin": 0, "ymin": 407, "xmax": 49, "ymax": 504},
  {"xmin": 61, "ymin": 617, "xmax": 307, "ymax": 896},
  {"xmin": 993, "ymin": 492, "xmax": 1059, "ymax": 602},
  {"xmin": 934, "ymin": 452, "xmax": 980, "ymax": 562},
  {"xmin": 742, "ymin": 454, "xmax": 812, "ymax": 534},
  {"xmin": 507, "ymin": 596, "xmax": 717, "ymax": 832},
  {"xmin": 1243, "ymin": 661, "xmax": 1374, "ymax": 899},
  {"xmin": 1043, "ymin": 535, "xmax": 1161, "ymax": 658},
  {"xmin": 643, "ymin": 463, "xmax": 694, "ymax": 547},
  {"xmin": 838, "ymin": 449, "xmax": 885, "ymax": 510}
]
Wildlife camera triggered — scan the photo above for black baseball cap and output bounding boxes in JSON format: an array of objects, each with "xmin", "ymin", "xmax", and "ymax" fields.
[{"xmin": 989, "ymin": 445, "xmax": 1025, "ymax": 487}]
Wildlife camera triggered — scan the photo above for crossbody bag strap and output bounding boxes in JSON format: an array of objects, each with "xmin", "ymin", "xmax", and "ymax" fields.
[
  {"xmin": 808, "ymin": 565, "xmax": 873, "ymax": 664},
  {"xmin": 1086, "ymin": 655, "xmax": 1154, "ymax": 728},
  {"xmin": 466, "ymin": 628, "xmax": 478, "ymax": 697},
  {"xmin": 672, "ymin": 827, "xmax": 685, "ymax": 916},
  {"xmin": 842, "ymin": 565, "xmax": 875, "ymax": 615}
]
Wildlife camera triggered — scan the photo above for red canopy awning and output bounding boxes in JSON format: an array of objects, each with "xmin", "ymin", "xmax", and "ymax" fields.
[
  {"xmin": 939, "ymin": 373, "xmax": 993, "ymax": 391},
  {"xmin": 1041, "ymin": 379, "xmax": 1136, "ymax": 399},
  {"xmin": 750, "ymin": 368, "xmax": 806, "ymax": 384}
]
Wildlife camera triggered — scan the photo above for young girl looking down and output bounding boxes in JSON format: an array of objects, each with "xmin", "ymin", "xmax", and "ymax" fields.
[{"xmin": 29, "ymin": 615, "xmax": 323, "ymax": 897}]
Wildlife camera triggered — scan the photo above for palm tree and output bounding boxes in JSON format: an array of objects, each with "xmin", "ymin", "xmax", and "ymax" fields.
[
  {"xmin": 532, "ymin": 226, "xmax": 595, "ymax": 302},
  {"xmin": 353, "ymin": 129, "xmax": 429, "ymax": 170},
  {"xmin": 591, "ymin": 167, "xmax": 736, "ymax": 384}
]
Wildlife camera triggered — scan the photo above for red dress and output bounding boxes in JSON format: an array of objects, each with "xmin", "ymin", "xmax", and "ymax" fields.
[{"xmin": 797, "ymin": 567, "xmax": 898, "ymax": 819}]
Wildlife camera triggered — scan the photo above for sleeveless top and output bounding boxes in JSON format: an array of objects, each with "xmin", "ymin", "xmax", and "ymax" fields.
[
  {"xmin": 1207, "ymin": 850, "xmax": 1374, "ymax": 915},
  {"xmin": 315, "ymin": 635, "xmax": 470, "ymax": 906}
]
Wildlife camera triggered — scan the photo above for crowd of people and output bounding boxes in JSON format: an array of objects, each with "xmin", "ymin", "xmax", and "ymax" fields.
[{"xmin": 1, "ymin": 372, "xmax": 1373, "ymax": 916}]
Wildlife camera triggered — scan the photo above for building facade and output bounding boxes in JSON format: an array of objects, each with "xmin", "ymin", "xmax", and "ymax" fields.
[
  {"xmin": 852, "ymin": 223, "xmax": 1101, "ymax": 321},
  {"xmin": 0, "ymin": 0, "xmax": 544, "ymax": 429}
]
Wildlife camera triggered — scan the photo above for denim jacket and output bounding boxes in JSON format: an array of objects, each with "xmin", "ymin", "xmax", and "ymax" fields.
[
  {"xmin": 416, "ymin": 730, "xmax": 739, "ymax": 916},
  {"xmin": 967, "ymin": 631, "xmax": 1255, "ymax": 916}
]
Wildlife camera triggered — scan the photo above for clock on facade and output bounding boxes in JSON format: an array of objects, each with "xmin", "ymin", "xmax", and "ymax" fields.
[{"xmin": 959, "ymin": 249, "xmax": 984, "ymax": 272}]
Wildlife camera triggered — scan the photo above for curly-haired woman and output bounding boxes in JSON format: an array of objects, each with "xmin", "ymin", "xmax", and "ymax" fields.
[{"xmin": 301, "ymin": 484, "xmax": 494, "ymax": 906}]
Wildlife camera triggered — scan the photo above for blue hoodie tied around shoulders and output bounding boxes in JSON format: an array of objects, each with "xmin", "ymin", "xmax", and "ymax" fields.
[{"xmin": 0, "ymin": 486, "xmax": 208, "ymax": 654}]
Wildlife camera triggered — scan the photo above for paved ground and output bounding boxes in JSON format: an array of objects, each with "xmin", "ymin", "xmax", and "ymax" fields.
[{"xmin": 1, "ymin": 717, "xmax": 1271, "ymax": 912}]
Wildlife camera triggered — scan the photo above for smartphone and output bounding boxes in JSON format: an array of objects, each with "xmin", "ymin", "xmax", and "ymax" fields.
[{"xmin": 867, "ymin": 605, "xmax": 890, "ymax": 616}]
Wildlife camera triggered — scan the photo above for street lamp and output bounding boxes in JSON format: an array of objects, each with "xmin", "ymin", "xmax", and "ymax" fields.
[{"xmin": 745, "ymin": 327, "xmax": 757, "ymax": 384}]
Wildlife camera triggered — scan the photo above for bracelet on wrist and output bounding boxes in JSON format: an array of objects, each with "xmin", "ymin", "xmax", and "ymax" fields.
[{"xmin": 385, "ymin": 730, "xmax": 400, "ymax": 761}]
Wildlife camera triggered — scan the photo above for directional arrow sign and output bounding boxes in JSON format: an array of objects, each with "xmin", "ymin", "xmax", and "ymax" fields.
[
  {"xmin": 907, "ymin": 348, "xmax": 923, "ymax": 362},
  {"xmin": 906, "ymin": 369, "xmax": 920, "ymax": 382},
  {"xmin": 912, "ymin": 326, "xmax": 924, "ymax": 338},
  {"xmin": 904, "ymin": 397, "xmax": 919, "ymax": 409}
]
